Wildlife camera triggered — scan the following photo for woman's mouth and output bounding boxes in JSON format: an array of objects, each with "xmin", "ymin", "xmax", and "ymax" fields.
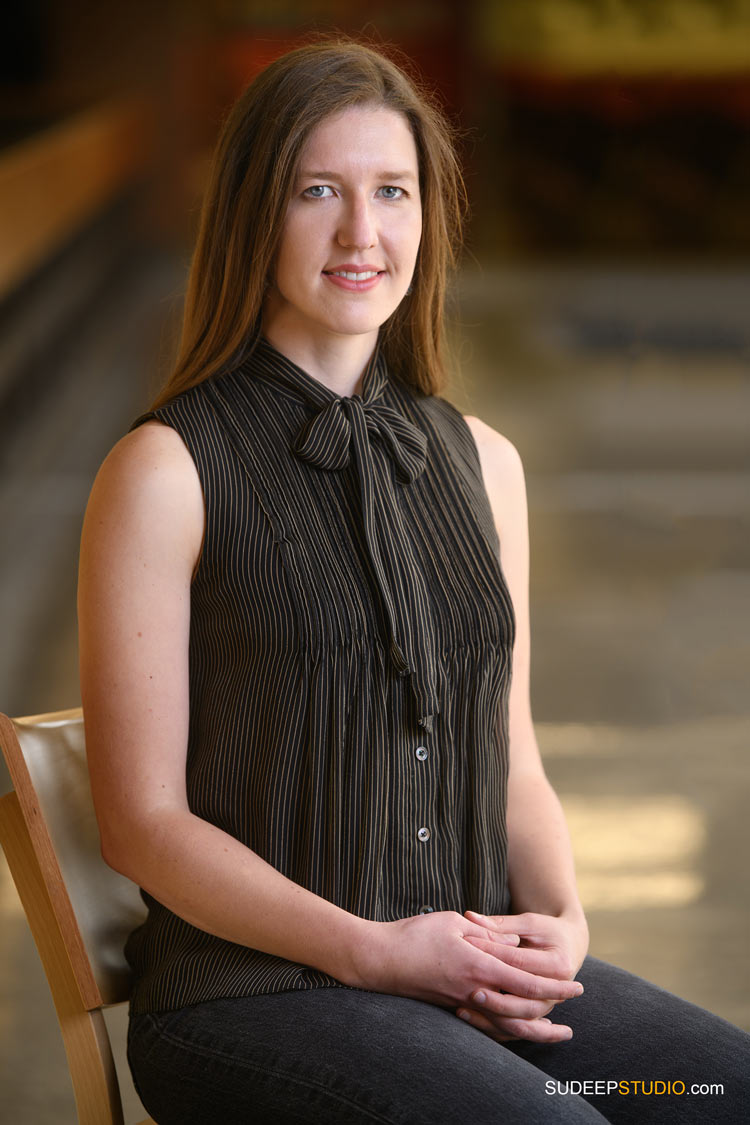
[
  {"xmin": 323, "ymin": 269, "xmax": 384, "ymax": 292},
  {"xmin": 327, "ymin": 270, "xmax": 379, "ymax": 281}
]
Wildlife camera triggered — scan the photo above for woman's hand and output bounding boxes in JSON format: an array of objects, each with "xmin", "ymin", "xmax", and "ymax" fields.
[
  {"xmin": 452, "ymin": 909, "xmax": 590, "ymax": 1043},
  {"xmin": 357, "ymin": 910, "xmax": 584, "ymax": 1017}
]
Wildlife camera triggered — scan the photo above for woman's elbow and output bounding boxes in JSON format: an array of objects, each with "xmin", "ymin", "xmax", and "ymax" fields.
[
  {"xmin": 96, "ymin": 801, "xmax": 186, "ymax": 882},
  {"xmin": 96, "ymin": 812, "xmax": 157, "ymax": 882},
  {"xmin": 98, "ymin": 827, "xmax": 138, "ymax": 880}
]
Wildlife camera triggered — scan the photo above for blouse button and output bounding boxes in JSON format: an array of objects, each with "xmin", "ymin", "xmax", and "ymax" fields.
[
  {"xmin": 417, "ymin": 827, "xmax": 431, "ymax": 843},
  {"xmin": 419, "ymin": 905, "xmax": 434, "ymax": 914},
  {"xmin": 415, "ymin": 746, "xmax": 428, "ymax": 761}
]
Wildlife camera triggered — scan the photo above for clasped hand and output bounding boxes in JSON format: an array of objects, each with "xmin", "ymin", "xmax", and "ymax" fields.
[
  {"xmin": 456, "ymin": 908, "xmax": 589, "ymax": 1043},
  {"xmin": 368, "ymin": 908, "xmax": 588, "ymax": 1045}
]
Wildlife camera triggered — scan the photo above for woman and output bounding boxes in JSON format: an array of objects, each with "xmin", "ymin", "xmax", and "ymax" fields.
[{"xmin": 78, "ymin": 38, "xmax": 749, "ymax": 1124}]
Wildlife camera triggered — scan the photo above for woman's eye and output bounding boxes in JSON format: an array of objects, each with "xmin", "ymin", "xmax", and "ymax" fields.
[{"xmin": 302, "ymin": 184, "xmax": 404, "ymax": 200}]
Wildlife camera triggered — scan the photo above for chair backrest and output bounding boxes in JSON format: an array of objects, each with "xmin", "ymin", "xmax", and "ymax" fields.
[{"xmin": 0, "ymin": 708, "xmax": 152, "ymax": 1125}]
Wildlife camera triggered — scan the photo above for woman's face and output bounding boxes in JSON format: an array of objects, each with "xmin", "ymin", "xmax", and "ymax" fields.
[{"xmin": 263, "ymin": 105, "xmax": 422, "ymax": 349}]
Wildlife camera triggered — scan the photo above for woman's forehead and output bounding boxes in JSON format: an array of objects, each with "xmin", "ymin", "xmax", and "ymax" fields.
[{"xmin": 299, "ymin": 105, "xmax": 418, "ymax": 169}]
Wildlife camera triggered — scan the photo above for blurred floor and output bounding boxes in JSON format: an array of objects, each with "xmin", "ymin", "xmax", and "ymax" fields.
[{"xmin": 1, "ymin": 258, "xmax": 749, "ymax": 1121}]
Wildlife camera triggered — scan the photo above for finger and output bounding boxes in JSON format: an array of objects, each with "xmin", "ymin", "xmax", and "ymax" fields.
[
  {"xmin": 463, "ymin": 934, "xmax": 569, "ymax": 978},
  {"xmin": 466, "ymin": 910, "xmax": 551, "ymax": 942},
  {"xmin": 466, "ymin": 941, "xmax": 584, "ymax": 1001},
  {"xmin": 495, "ymin": 1016, "xmax": 573, "ymax": 1043},
  {"xmin": 465, "ymin": 909, "xmax": 505, "ymax": 926},
  {"xmin": 464, "ymin": 910, "xmax": 520, "ymax": 937},
  {"xmin": 457, "ymin": 1009, "xmax": 573, "ymax": 1044},
  {"xmin": 465, "ymin": 910, "xmax": 535, "ymax": 930},
  {"xmin": 474, "ymin": 931, "xmax": 521, "ymax": 947},
  {"xmin": 456, "ymin": 1010, "xmax": 518, "ymax": 1042},
  {"xmin": 469, "ymin": 989, "xmax": 556, "ymax": 1021}
]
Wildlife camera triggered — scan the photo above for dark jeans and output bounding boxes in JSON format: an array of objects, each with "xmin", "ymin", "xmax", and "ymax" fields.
[{"xmin": 127, "ymin": 956, "xmax": 749, "ymax": 1124}]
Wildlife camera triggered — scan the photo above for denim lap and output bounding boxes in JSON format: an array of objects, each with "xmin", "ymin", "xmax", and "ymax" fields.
[
  {"xmin": 128, "ymin": 956, "xmax": 750, "ymax": 1124},
  {"xmin": 128, "ymin": 986, "xmax": 605, "ymax": 1124}
]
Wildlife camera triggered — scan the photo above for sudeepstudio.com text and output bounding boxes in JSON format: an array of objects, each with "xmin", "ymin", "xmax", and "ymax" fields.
[{"xmin": 546, "ymin": 1079, "xmax": 724, "ymax": 1098}]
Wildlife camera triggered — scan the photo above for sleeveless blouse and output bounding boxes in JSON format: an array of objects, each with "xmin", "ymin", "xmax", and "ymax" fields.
[{"xmin": 125, "ymin": 337, "xmax": 516, "ymax": 1016}]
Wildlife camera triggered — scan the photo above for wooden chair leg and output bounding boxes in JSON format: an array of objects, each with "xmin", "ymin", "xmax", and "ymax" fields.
[{"xmin": 0, "ymin": 792, "xmax": 124, "ymax": 1125}]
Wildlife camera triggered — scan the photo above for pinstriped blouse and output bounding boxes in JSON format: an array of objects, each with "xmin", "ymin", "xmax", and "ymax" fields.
[{"xmin": 125, "ymin": 336, "xmax": 516, "ymax": 1016}]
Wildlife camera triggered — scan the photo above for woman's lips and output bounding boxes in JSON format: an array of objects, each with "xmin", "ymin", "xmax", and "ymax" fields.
[{"xmin": 323, "ymin": 270, "xmax": 384, "ymax": 292}]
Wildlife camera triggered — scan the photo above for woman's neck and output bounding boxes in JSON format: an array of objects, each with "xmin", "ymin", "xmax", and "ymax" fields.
[{"xmin": 260, "ymin": 317, "xmax": 379, "ymax": 399}]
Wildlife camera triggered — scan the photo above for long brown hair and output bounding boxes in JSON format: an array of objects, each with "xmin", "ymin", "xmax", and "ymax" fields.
[{"xmin": 152, "ymin": 36, "xmax": 467, "ymax": 409}]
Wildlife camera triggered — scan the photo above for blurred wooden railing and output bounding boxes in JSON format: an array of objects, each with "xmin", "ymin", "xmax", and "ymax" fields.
[{"xmin": 0, "ymin": 99, "xmax": 154, "ymax": 301}]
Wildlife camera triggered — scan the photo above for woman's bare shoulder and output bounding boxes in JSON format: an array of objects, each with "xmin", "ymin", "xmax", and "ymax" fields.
[
  {"xmin": 462, "ymin": 415, "xmax": 524, "ymax": 484},
  {"xmin": 462, "ymin": 416, "xmax": 528, "ymax": 544},
  {"xmin": 83, "ymin": 419, "xmax": 204, "ymax": 565},
  {"xmin": 90, "ymin": 419, "xmax": 200, "ymax": 502},
  {"xmin": 99, "ymin": 417, "xmax": 194, "ymax": 474}
]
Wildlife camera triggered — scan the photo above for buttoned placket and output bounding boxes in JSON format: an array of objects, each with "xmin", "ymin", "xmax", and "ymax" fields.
[{"xmin": 414, "ymin": 731, "xmax": 435, "ymax": 914}]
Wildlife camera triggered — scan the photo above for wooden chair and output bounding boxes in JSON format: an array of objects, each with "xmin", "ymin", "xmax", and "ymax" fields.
[{"xmin": 0, "ymin": 708, "xmax": 155, "ymax": 1125}]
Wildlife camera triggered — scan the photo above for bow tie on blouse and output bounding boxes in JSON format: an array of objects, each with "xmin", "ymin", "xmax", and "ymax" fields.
[{"xmin": 253, "ymin": 337, "xmax": 439, "ymax": 733}]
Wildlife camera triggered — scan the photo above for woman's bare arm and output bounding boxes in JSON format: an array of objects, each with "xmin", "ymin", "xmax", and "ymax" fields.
[
  {"xmin": 79, "ymin": 420, "xmax": 583, "ymax": 1015},
  {"xmin": 459, "ymin": 416, "xmax": 589, "ymax": 1040},
  {"xmin": 470, "ymin": 419, "xmax": 586, "ymax": 927}
]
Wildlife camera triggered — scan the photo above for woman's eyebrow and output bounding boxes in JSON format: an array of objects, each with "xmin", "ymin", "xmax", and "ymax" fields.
[{"xmin": 297, "ymin": 169, "xmax": 417, "ymax": 182}]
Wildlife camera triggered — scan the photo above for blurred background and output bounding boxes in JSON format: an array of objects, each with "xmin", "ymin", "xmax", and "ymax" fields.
[{"xmin": 1, "ymin": 1, "xmax": 749, "ymax": 1120}]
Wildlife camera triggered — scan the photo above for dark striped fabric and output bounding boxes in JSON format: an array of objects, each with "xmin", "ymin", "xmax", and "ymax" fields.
[{"xmin": 125, "ymin": 336, "xmax": 516, "ymax": 1016}]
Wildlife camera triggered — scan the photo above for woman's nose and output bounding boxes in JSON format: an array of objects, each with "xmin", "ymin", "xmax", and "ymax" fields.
[{"xmin": 337, "ymin": 196, "xmax": 377, "ymax": 249}]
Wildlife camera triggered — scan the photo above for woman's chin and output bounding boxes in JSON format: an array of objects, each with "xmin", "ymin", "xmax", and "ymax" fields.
[{"xmin": 315, "ymin": 311, "xmax": 395, "ymax": 340}]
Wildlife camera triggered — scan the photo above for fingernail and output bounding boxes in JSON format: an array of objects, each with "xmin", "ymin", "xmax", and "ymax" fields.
[
  {"xmin": 457, "ymin": 1010, "xmax": 472, "ymax": 1022},
  {"xmin": 562, "ymin": 1028, "xmax": 573, "ymax": 1040},
  {"xmin": 574, "ymin": 984, "xmax": 584, "ymax": 995},
  {"xmin": 474, "ymin": 990, "xmax": 487, "ymax": 1005}
]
